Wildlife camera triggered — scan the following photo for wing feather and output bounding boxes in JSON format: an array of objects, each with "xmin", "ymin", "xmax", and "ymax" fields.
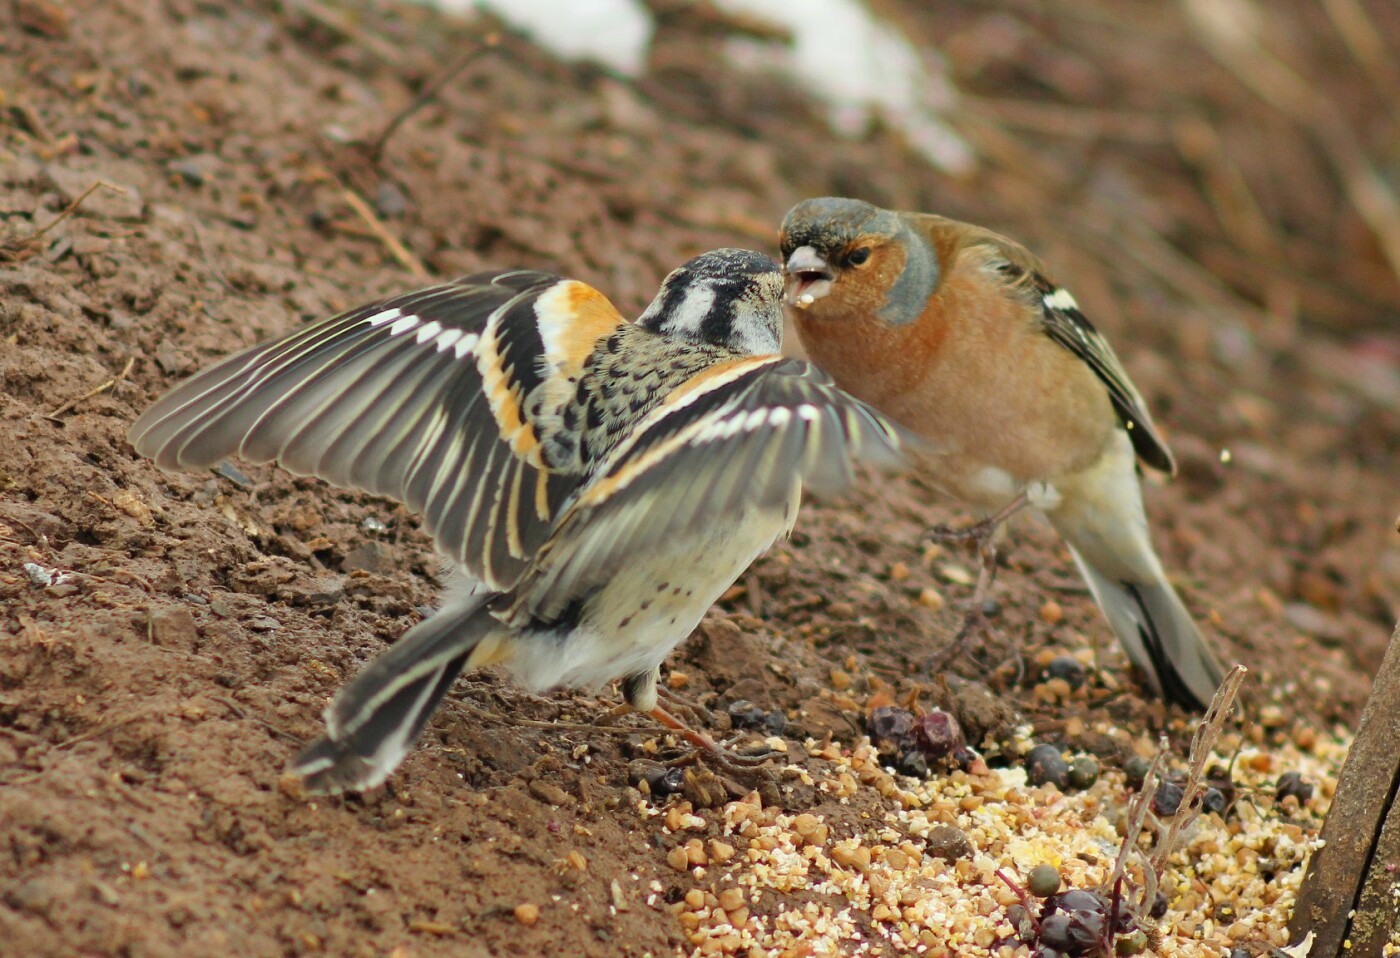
[
  {"xmin": 1032, "ymin": 282, "xmax": 1175, "ymax": 474},
  {"xmin": 516, "ymin": 357, "xmax": 913, "ymax": 609},
  {"xmin": 128, "ymin": 271, "xmax": 624, "ymax": 589}
]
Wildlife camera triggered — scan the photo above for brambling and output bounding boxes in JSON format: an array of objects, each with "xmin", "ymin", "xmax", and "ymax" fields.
[
  {"xmin": 779, "ymin": 198, "xmax": 1227, "ymax": 711},
  {"xmin": 129, "ymin": 248, "xmax": 912, "ymax": 793}
]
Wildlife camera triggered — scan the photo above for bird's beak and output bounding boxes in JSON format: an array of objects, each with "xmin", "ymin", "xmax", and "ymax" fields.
[{"xmin": 783, "ymin": 246, "xmax": 833, "ymax": 309}]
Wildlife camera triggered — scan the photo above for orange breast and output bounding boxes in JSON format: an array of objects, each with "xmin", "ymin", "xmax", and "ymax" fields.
[{"xmin": 793, "ymin": 273, "xmax": 1115, "ymax": 509}]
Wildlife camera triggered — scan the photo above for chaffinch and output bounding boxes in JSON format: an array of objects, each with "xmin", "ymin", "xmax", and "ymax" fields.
[
  {"xmin": 129, "ymin": 248, "xmax": 911, "ymax": 793},
  {"xmin": 779, "ymin": 197, "xmax": 1227, "ymax": 711}
]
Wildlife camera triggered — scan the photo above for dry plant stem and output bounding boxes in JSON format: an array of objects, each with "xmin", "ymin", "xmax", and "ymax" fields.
[
  {"xmin": 1150, "ymin": 665, "xmax": 1249, "ymax": 875},
  {"xmin": 995, "ymin": 868, "xmax": 1039, "ymax": 916},
  {"xmin": 339, "ymin": 185, "xmax": 428, "ymax": 279},
  {"xmin": 965, "ymin": 95, "xmax": 1170, "ymax": 145},
  {"xmin": 45, "ymin": 356, "xmax": 136, "ymax": 420},
  {"xmin": 1319, "ymin": 0, "xmax": 1400, "ymax": 115},
  {"xmin": 3, "ymin": 180, "xmax": 126, "ymax": 253},
  {"xmin": 367, "ymin": 34, "xmax": 500, "ymax": 162},
  {"xmin": 29, "ymin": 181, "xmax": 126, "ymax": 240},
  {"xmin": 1104, "ymin": 734, "xmax": 1170, "ymax": 913},
  {"xmin": 1184, "ymin": 0, "xmax": 1400, "ymax": 285}
]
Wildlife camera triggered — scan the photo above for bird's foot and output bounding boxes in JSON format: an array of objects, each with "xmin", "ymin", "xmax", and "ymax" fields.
[
  {"xmin": 648, "ymin": 706, "xmax": 778, "ymax": 775},
  {"xmin": 926, "ymin": 515, "xmax": 999, "ymax": 549}
]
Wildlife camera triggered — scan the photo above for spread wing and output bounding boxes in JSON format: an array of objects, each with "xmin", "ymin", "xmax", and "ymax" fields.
[
  {"xmin": 1029, "ymin": 277, "xmax": 1175, "ymax": 473},
  {"xmin": 514, "ymin": 355, "xmax": 915, "ymax": 610},
  {"xmin": 128, "ymin": 270, "xmax": 628, "ymax": 589}
]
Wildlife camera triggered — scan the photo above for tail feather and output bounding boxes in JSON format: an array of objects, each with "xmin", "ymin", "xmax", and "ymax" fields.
[
  {"xmin": 295, "ymin": 656, "xmax": 468, "ymax": 794},
  {"xmin": 1068, "ymin": 547, "xmax": 1225, "ymax": 711},
  {"xmin": 292, "ymin": 587, "xmax": 498, "ymax": 794}
]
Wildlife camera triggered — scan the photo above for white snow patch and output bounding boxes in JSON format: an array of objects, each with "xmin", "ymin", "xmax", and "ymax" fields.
[
  {"xmin": 406, "ymin": 0, "xmax": 971, "ymax": 173},
  {"xmin": 713, "ymin": 0, "xmax": 972, "ymax": 173},
  {"xmin": 419, "ymin": 0, "xmax": 654, "ymax": 78}
]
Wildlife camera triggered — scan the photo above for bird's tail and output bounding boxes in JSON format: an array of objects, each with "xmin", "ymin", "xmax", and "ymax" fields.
[
  {"xmin": 1066, "ymin": 547, "xmax": 1225, "ymax": 711},
  {"xmin": 293, "ymin": 586, "xmax": 505, "ymax": 794},
  {"xmin": 1044, "ymin": 430, "xmax": 1226, "ymax": 711}
]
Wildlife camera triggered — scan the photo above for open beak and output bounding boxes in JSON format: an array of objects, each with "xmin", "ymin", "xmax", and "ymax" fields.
[{"xmin": 783, "ymin": 246, "xmax": 833, "ymax": 309}]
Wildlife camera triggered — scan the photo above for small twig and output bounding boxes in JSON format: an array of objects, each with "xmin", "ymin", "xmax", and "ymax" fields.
[
  {"xmin": 0, "ymin": 515, "xmax": 49, "ymax": 548},
  {"xmin": 2, "ymin": 180, "xmax": 127, "ymax": 258},
  {"xmin": 1104, "ymin": 734, "xmax": 1169, "ymax": 909},
  {"xmin": 28, "ymin": 181, "xmax": 124, "ymax": 243},
  {"xmin": 1149, "ymin": 665, "xmax": 1248, "ymax": 875},
  {"xmin": 45, "ymin": 355, "xmax": 136, "ymax": 421},
  {"xmin": 208, "ymin": 694, "xmax": 303, "ymax": 743},
  {"xmin": 1184, "ymin": 0, "xmax": 1400, "ymax": 285},
  {"xmin": 366, "ymin": 33, "xmax": 501, "ymax": 162},
  {"xmin": 339, "ymin": 185, "xmax": 428, "ymax": 279},
  {"xmin": 995, "ymin": 868, "xmax": 1040, "ymax": 916}
]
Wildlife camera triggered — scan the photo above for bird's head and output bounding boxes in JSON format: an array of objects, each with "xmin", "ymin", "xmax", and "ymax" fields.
[
  {"xmin": 636, "ymin": 248, "xmax": 785, "ymax": 355},
  {"xmin": 779, "ymin": 197, "xmax": 938, "ymax": 327}
]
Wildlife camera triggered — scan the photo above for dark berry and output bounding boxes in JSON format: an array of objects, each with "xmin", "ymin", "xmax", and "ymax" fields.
[
  {"xmin": 1045, "ymin": 655, "xmax": 1086, "ymax": 690},
  {"xmin": 912, "ymin": 709, "xmax": 964, "ymax": 760},
  {"xmin": 1039, "ymin": 913, "xmax": 1074, "ymax": 951},
  {"xmin": 1276, "ymin": 771, "xmax": 1314, "ymax": 804},
  {"xmin": 897, "ymin": 750, "xmax": 930, "ymax": 778},
  {"xmin": 1152, "ymin": 780, "xmax": 1184, "ymax": 816},
  {"xmin": 1123, "ymin": 755, "xmax": 1152, "ymax": 790},
  {"xmin": 869, "ymin": 706, "xmax": 915, "ymax": 746},
  {"xmin": 1202, "ymin": 787, "xmax": 1228, "ymax": 815},
  {"xmin": 1065, "ymin": 910, "xmax": 1105, "ymax": 953},
  {"xmin": 725, "ymin": 699, "xmax": 767, "ymax": 730},
  {"xmin": 1150, "ymin": 890, "xmax": 1169, "ymax": 919},
  {"xmin": 1067, "ymin": 755, "xmax": 1100, "ymax": 790},
  {"xmin": 1049, "ymin": 889, "xmax": 1107, "ymax": 916},
  {"xmin": 1027, "ymin": 864, "xmax": 1062, "ymax": 897},
  {"xmin": 1027, "ymin": 744, "xmax": 1070, "ymax": 790}
]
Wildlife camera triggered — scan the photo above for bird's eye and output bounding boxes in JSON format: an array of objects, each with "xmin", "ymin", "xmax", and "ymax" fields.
[{"xmin": 847, "ymin": 247, "xmax": 871, "ymax": 266}]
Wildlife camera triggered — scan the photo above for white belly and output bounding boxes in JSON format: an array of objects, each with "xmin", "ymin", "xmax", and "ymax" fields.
[{"xmin": 505, "ymin": 502, "xmax": 795, "ymax": 696}]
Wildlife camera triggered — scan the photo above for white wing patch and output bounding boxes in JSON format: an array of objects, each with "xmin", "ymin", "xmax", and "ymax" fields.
[
  {"xmin": 452, "ymin": 332, "xmax": 479, "ymax": 359},
  {"xmin": 387, "ymin": 314, "xmax": 421, "ymax": 337},
  {"xmin": 413, "ymin": 320, "xmax": 444, "ymax": 344},
  {"xmin": 1042, "ymin": 287, "xmax": 1079, "ymax": 311},
  {"xmin": 365, "ymin": 307, "xmax": 403, "ymax": 328}
]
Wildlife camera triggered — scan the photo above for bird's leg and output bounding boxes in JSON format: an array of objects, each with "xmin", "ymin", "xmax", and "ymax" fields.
[
  {"xmin": 926, "ymin": 492, "xmax": 1029, "ymax": 551},
  {"xmin": 615, "ymin": 669, "xmax": 775, "ymax": 774},
  {"xmin": 925, "ymin": 493, "xmax": 1029, "ymax": 670},
  {"xmin": 647, "ymin": 705, "xmax": 776, "ymax": 771}
]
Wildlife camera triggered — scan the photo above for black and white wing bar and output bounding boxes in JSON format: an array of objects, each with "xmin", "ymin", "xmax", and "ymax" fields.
[{"xmin": 129, "ymin": 271, "xmax": 589, "ymax": 590}]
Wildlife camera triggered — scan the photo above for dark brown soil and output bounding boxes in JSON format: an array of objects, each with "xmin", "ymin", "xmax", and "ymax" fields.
[{"xmin": 2, "ymin": 1, "xmax": 1397, "ymax": 956}]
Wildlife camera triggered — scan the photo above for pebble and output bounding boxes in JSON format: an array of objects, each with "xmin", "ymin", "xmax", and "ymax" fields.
[
  {"xmin": 513, "ymin": 903, "xmax": 540, "ymax": 925},
  {"xmin": 527, "ymin": 779, "xmax": 571, "ymax": 806},
  {"xmin": 924, "ymin": 824, "xmax": 972, "ymax": 861},
  {"xmin": 917, "ymin": 588, "xmax": 945, "ymax": 611}
]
